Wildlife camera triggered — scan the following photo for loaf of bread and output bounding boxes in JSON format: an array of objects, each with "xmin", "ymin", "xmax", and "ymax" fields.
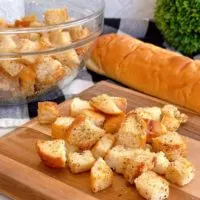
[{"xmin": 86, "ymin": 33, "xmax": 200, "ymax": 113}]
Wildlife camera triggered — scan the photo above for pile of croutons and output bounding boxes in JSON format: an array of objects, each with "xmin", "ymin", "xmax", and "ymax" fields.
[
  {"xmin": 0, "ymin": 8, "xmax": 89, "ymax": 99},
  {"xmin": 36, "ymin": 94, "xmax": 195, "ymax": 199}
]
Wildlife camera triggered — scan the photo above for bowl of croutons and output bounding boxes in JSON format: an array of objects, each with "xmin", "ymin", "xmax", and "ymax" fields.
[{"xmin": 0, "ymin": 0, "xmax": 104, "ymax": 104}]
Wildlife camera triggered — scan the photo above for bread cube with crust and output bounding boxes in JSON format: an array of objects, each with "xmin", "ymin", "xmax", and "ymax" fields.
[
  {"xmin": 70, "ymin": 97, "xmax": 94, "ymax": 117},
  {"xmin": 90, "ymin": 94, "xmax": 127, "ymax": 115},
  {"xmin": 135, "ymin": 106, "xmax": 162, "ymax": 121},
  {"xmin": 51, "ymin": 117, "xmax": 74, "ymax": 139},
  {"xmin": 37, "ymin": 101, "xmax": 59, "ymax": 124},
  {"xmin": 135, "ymin": 171, "xmax": 169, "ymax": 200},
  {"xmin": 0, "ymin": 35, "xmax": 17, "ymax": 52},
  {"xmin": 36, "ymin": 139, "xmax": 66, "ymax": 168},
  {"xmin": 78, "ymin": 109, "xmax": 105, "ymax": 127},
  {"xmin": 123, "ymin": 149, "xmax": 156, "ymax": 184},
  {"xmin": 152, "ymin": 132, "xmax": 187, "ymax": 161},
  {"xmin": 103, "ymin": 113, "xmax": 126, "ymax": 134},
  {"xmin": 66, "ymin": 116, "xmax": 105, "ymax": 150},
  {"xmin": 116, "ymin": 111, "xmax": 147, "ymax": 148},
  {"xmin": 92, "ymin": 134, "xmax": 115, "ymax": 159},
  {"xmin": 69, "ymin": 26, "xmax": 89, "ymax": 41},
  {"xmin": 165, "ymin": 157, "xmax": 195, "ymax": 186},
  {"xmin": 44, "ymin": 8, "xmax": 68, "ymax": 25},
  {"xmin": 68, "ymin": 150, "xmax": 95, "ymax": 174},
  {"xmin": 91, "ymin": 158, "xmax": 113, "ymax": 193},
  {"xmin": 153, "ymin": 151, "xmax": 170, "ymax": 175},
  {"xmin": 49, "ymin": 31, "xmax": 72, "ymax": 46}
]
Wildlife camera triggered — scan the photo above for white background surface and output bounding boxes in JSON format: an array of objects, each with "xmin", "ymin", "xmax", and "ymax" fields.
[{"xmin": 0, "ymin": 0, "xmax": 156, "ymax": 199}]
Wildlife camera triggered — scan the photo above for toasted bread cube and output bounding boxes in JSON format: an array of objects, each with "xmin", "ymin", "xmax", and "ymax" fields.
[
  {"xmin": 66, "ymin": 116, "xmax": 105, "ymax": 150},
  {"xmin": 44, "ymin": 8, "xmax": 68, "ymax": 25},
  {"xmin": 104, "ymin": 145, "xmax": 135, "ymax": 174},
  {"xmin": 68, "ymin": 150, "xmax": 95, "ymax": 173},
  {"xmin": 70, "ymin": 97, "xmax": 94, "ymax": 117},
  {"xmin": 136, "ymin": 107, "xmax": 162, "ymax": 121},
  {"xmin": 135, "ymin": 171, "xmax": 169, "ymax": 200},
  {"xmin": 0, "ymin": 35, "xmax": 17, "ymax": 52},
  {"xmin": 90, "ymin": 94, "xmax": 126, "ymax": 115},
  {"xmin": 123, "ymin": 149, "xmax": 156, "ymax": 184},
  {"xmin": 36, "ymin": 139, "xmax": 66, "ymax": 168},
  {"xmin": 161, "ymin": 105, "xmax": 188, "ymax": 131},
  {"xmin": 69, "ymin": 26, "xmax": 89, "ymax": 41},
  {"xmin": 153, "ymin": 152, "xmax": 170, "ymax": 175},
  {"xmin": 78, "ymin": 109, "xmax": 105, "ymax": 127},
  {"xmin": 1, "ymin": 60, "xmax": 24, "ymax": 77},
  {"xmin": 165, "ymin": 157, "xmax": 195, "ymax": 186},
  {"xmin": 152, "ymin": 132, "xmax": 187, "ymax": 161},
  {"xmin": 51, "ymin": 117, "xmax": 74, "ymax": 139},
  {"xmin": 104, "ymin": 113, "xmax": 126, "ymax": 134},
  {"xmin": 110, "ymin": 97, "xmax": 127, "ymax": 113},
  {"xmin": 39, "ymin": 32, "xmax": 52, "ymax": 49},
  {"xmin": 91, "ymin": 158, "xmax": 113, "ymax": 193},
  {"xmin": 49, "ymin": 31, "xmax": 72, "ymax": 45},
  {"xmin": 92, "ymin": 134, "xmax": 115, "ymax": 159},
  {"xmin": 145, "ymin": 119, "xmax": 167, "ymax": 143},
  {"xmin": 116, "ymin": 111, "xmax": 147, "ymax": 148},
  {"xmin": 65, "ymin": 141, "xmax": 79, "ymax": 153},
  {"xmin": 37, "ymin": 101, "xmax": 59, "ymax": 124},
  {"xmin": 15, "ymin": 15, "xmax": 37, "ymax": 27}
]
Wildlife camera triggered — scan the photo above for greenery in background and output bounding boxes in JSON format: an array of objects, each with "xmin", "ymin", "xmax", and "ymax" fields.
[{"xmin": 154, "ymin": 0, "xmax": 200, "ymax": 56}]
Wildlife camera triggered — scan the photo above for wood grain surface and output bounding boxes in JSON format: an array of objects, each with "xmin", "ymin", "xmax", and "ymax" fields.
[{"xmin": 0, "ymin": 81, "xmax": 200, "ymax": 200}]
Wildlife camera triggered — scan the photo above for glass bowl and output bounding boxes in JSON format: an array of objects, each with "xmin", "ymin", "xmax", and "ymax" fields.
[{"xmin": 0, "ymin": 0, "xmax": 105, "ymax": 104}]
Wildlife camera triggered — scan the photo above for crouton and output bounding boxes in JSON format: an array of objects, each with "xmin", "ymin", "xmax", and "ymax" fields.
[
  {"xmin": 49, "ymin": 31, "xmax": 72, "ymax": 46},
  {"xmin": 161, "ymin": 105, "xmax": 188, "ymax": 131},
  {"xmin": 104, "ymin": 145, "xmax": 135, "ymax": 174},
  {"xmin": 165, "ymin": 157, "xmax": 195, "ymax": 186},
  {"xmin": 152, "ymin": 132, "xmax": 187, "ymax": 161},
  {"xmin": 153, "ymin": 152, "xmax": 170, "ymax": 175},
  {"xmin": 36, "ymin": 139, "xmax": 66, "ymax": 168},
  {"xmin": 15, "ymin": 15, "xmax": 37, "ymax": 27},
  {"xmin": 37, "ymin": 101, "xmax": 59, "ymax": 124},
  {"xmin": 135, "ymin": 171, "xmax": 169, "ymax": 200},
  {"xmin": 90, "ymin": 94, "xmax": 126, "ymax": 115},
  {"xmin": 116, "ymin": 111, "xmax": 147, "ymax": 148},
  {"xmin": 0, "ymin": 35, "xmax": 17, "ymax": 52},
  {"xmin": 103, "ymin": 113, "xmax": 126, "ymax": 134},
  {"xmin": 70, "ymin": 97, "xmax": 94, "ymax": 117},
  {"xmin": 66, "ymin": 116, "xmax": 105, "ymax": 150},
  {"xmin": 44, "ymin": 8, "xmax": 68, "ymax": 25},
  {"xmin": 19, "ymin": 32, "xmax": 40, "ymax": 41},
  {"xmin": 91, "ymin": 158, "xmax": 113, "ymax": 193},
  {"xmin": 135, "ymin": 107, "xmax": 162, "ymax": 121},
  {"xmin": 0, "ymin": 60, "xmax": 24, "ymax": 77},
  {"xmin": 69, "ymin": 26, "xmax": 89, "ymax": 41},
  {"xmin": 35, "ymin": 56, "xmax": 65, "ymax": 88},
  {"xmin": 145, "ymin": 119, "xmax": 167, "ymax": 143},
  {"xmin": 65, "ymin": 141, "xmax": 79, "ymax": 153},
  {"xmin": 39, "ymin": 32, "xmax": 52, "ymax": 49},
  {"xmin": 68, "ymin": 150, "xmax": 95, "ymax": 173},
  {"xmin": 0, "ymin": 18, "xmax": 7, "ymax": 28},
  {"xmin": 123, "ymin": 149, "xmax": 156, "ymax": 184},
  {"xmin": 92, "ymin": 134, "xmax": 115, "ymax": 159},
  {"xmin": 110, "ymin": 97, "xmax": 127, "ymax": 113},
  {"xmin": 51, "ymin": 117, "xmax": 74, "ymax": 139},
  {"xmin": 78, "ymin": 109, "xmax": 105, "ymax": 127}
]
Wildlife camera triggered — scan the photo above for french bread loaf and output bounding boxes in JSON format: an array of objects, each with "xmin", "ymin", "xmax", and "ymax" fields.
[{"xmin": 87, "ymin": 33, "xmax": 200, "ymax": 113}]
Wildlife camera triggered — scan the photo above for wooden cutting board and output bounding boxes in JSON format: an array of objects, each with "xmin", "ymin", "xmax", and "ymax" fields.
[{"xmin": 0, "ymin": 81, "xmax": 200, "ymax": 200}]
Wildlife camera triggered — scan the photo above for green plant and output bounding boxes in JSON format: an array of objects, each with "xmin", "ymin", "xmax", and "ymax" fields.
[{"xmin": 154, "ymin": 0, "xmax": 200, "ymax": 56}]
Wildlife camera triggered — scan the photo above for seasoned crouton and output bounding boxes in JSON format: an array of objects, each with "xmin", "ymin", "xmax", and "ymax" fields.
[
  {"xmin": 135, "ymin": 171, "xmax": 169, "ymax": 200},
  {"xmin": 70, "ymin": 97, "xmax": 94, "ymax": 117},
  {"xmin": 153, "ymin": 152, "xmax": 170, "ymax": 175},
  {"xmin": 104, "ymin": 145, "xmax": 135, "ymax": 174},
  {"xmin": 152, "ymin": 132, "xmax": 187, "ymax": 161},
  {"xmin": 49, "ymin": 31, "xmax": 72, "ymax": 46},
  {"xmin": 51, "ymin": 117, "xmax": 74, "ymax": 139},
  {"xmin": 111, "ymin": 97, "xmax": 127, "ymax": 113},
  {"xmin": 116, "ymin": 111, "xmax": 147, "ymax": 148},
  {"xmin": 123, "ymin": 149, "xmax": 156, "ymax": 184},
  {"xmin": 91, "ymin": 157, "xmax": 113, "ymax": 193},
  {"xmin": 145, "ymin": 119, "xmax": 167, "ymax": 143},
  {"xmin": 90, "ymin": 94, "xmax": 126, "ymax": 115},
  {"xmin": 136, "ymin": 106, "xmax": 162, "ymax": 121},
  {"xmin": 78, "ymin": 109, "xmax": 105, "ymax": 127},
  {"xmin": 39, "ymin": 32, "xmax": 52, "ymax": 49},
  {"xmin": 161, "ymin": 104, "xmax": 188, "ymax": 131},
  {"xmin": 0, "ymin": 60, "xmax": 24, "ymax": 77},
  {"xmin": 37, "ymin": 101, "xmax": 59, "ymax": 124},
  {"xmin": 44, "ymin": 8, "xmax": 68, "ymax": 25},
  {"xmin": 68, "ymin": 150, "xmax": 95, "ymax": 173},
  {"xmin": 0, "ymin": 35, "xmax": 17, "ymax": 52},
  {"xmin": 66, "ymin": 116, "xmax": 105, "ymax": 150},
  {"xmin": 65, "ymin": 141, "xmax": 79, "ymax": 153},
  {"xmin": 92, "ymin": 134, "xmax": 115, "ymax": 159},
  {"xmin": 69, "ymin": 26, "xmax": 89, "ymax": 41},
  {"xmin": 15, "ymin": 15, "xmax": 37, "ymax": 27},
  {"xmin": 36, "ymin": 139, "xmax": 66, "ymax": 168},
  {"xmin": 103, "ymin": 113, "xmax": 126, "ymax": 134},
  {"xmin": 165, "ymin": 157, "xmax": 195, "ymax": 186}
]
